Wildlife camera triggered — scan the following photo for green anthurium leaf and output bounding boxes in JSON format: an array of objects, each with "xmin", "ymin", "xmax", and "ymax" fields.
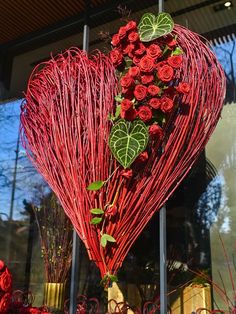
[
  {"xmin": 91, "ymin": 217, "xmax": 103, "ymax": 224},
  {"xmin": 109, "ymin": 119, "xmax": 149, "ymax": 169},
  {"xmin": 138, "ymin": 12, "xmax": 174, "ymax": 42},
  {"xmin": 172, "ymin": 47, "xmax": 183, "ymax": 56},
  {"xmin": 87, "ymin": 180, "xmax": 104, "ymax": 191},
  {"xmin": 90, "ymin": 208, "xmax": 104, "ymax": 215}
]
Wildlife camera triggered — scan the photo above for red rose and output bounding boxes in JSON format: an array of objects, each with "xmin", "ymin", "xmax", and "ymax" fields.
[
  {"xmin": 158, "ymin": 65, "xmax": 174, "ymax": 82},
  {"xmin": 110, "ymin": 49, "xmax": 123, "ymax": 67},
  {"xmin": 0, "ymin": 269, "xmax": 12, "ymax": 292},
  {"xmin": 0, "ymin": 293, "xmax": 11, "ymax": 313},
  {"xmin": 125, "ymin": 20, "xmax": 137, "ymax": 32},
  {"xmin": 167, "ymin": 39, "xmax": 177, "ymax": 49},
  {"xmin": 120, "ymin": 74, "xmax": 134, "ymax": 88},
  {"xmin": 149, "ymin": 98, "xmax": 161, "ymax": 109},
  {"xmin": 176, "ymin": 82, "xmax": 191, "ymax": 94},
  {"xmin": 123, "ymin": 43, "xmax": 135, "ymax": 56},
  {"xmin": 0, "ymin": 261, "xmax": 4, "ymax": 271},
  {"xmin": 111, "ymin": 34, "xmax": 120, "ymax": 46},
  {"xmin": 133, "ymin": 56, "xmax": 141, "ymax": 65},
  {"xmin": 121, "ymin": 169, "xmax": 133, "ymax": 179},
  {"xmin": 138, "ymin": 106, "xmax": 152, "ymax": 122},
  {"xmin": 121, "ymin": 99, "xmax": 133, "ymax": 111},
  {"xmin": 134, "ymin": 43, "xmax": 146, "ymax": 56},
  {"xmin": 149, "ymin": 124, "xmax": 164, "ymax": 138},
  {"xmin": 141, "ymin": 74, "xmax": 154, "ymax": 85},
  {"xmin": 128, "ymin": 66, "xmax": 140, "ymax": 78},
  {"xmin": 128, "ymin": 31, "xmax": 139, "ymax": 43},
  {"xmin": 136, "ymin": 151, "xmax": 149, "ymax": 162},
  {"xmin": 139, "ymin": 56, "xmax": 155, "ymax": 73},
  {"xmin": 155, "ymin": 61, "xmax": 166, "ymax": 70},
  {"xmin": 160, "ymin": 96, "xmax": 174, "ymax": 113},
  {"xmin": 121, "ymin": 108, "xmax": 137, "ymax": 121},
  {"xmin": 134, "ymin": 85, "xmax": 147, "ymax": 101},
  {"xmin": 167, "ymin": 55, "xmax": 182, "ymax": 68},
  {"xmin": 148, "ymin": 85, "xmax": 160, "ymax": 96},
  {"xmin": 105, "ymin": 205, "xmax": 117, "ymax": 217},
  {"xmin": 146, "ymin": 44, "xmax": 162, "ymax": 59},
  {"xmin": 118, "ymin": 26, "xmax": 127, "ymax": 39}
]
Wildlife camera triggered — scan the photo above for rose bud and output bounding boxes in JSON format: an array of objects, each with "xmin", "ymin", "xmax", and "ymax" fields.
[
  {"xmin": 146, "ymin": 44, "xmax": 162, "ymax": 59},
  {"xmin": 123, "ymin": 43, "xmax": 135, "ymax": 56},
  {"xmin": 141, "ymin": 74, "xmax": 154, "ymax": 85},
  {"xmin": 121, "ymin": 169, "xmax": 133, "ymax": 179},
  {"xmin": 111, "ymin": 34, "xmax": 120, "ymax": 46},
  {"xmin": 125, "ymin": 20, "xmax": 137, "ymax": 31},
  {"xmin": 105, "ymin": 205, "xmax": 118, "ymax": 217},
  {"xmin": 118, "ymin": 26, "xmax": 127, "ymax": 39},
  {"xmin": 134, "ymin": 84, "xmax": 147, "ymax": 101},
  {"xmin": 110, "ymin": 49, "xmax": 123, "ymax": 67},
  {"xmin": 149, "ymin": 98, "xmax": 161, "ymax": 109},
  {"xmin": 176, "ymin": 82, "xmax": 191, "ymax": 94},
  {"xmin": 136, "ymin": 151, "xmax": 149, "ymax": 163},
  {"xmin": 134, "ymin": 43, "xmax": 146, "ymax": 56},
  {"xmin": 120, "ymin": 73, "xmax": 134, "ymax": 88},
  {"xmin": 128, "ymin": 66, "xmax": 140, "ymax": 78},
  {"xmin": 167, "ymin": 55, "xmax": 183, "ymax": 68},
  {"xmin": 149, "ymin": 124, "xmax": 164, "ymax": 138},
  {"xmin": 121, "ymin": 107, "xmax": 137, "ymax": 121},
  {"xmin": 157, "ymin": 65, "xmax": 174, "ymax": 82},
  {"xmin": 138, "ymin": 106, "xmax": 152, "ymax": 122},
  {"xmin": 121, "ymin": 99, "xmax": 133, "ymax": 111},
  {"xmin": 139, "ymin": 55, "xmax": 155, "ymax": 73},
  {"xmin": 128, "ymin": 31, "xmax": 139, "ymax": 43},
  {"xmin": 148, "ymin": 85, "xmax": 160, "ymax": 96},
  {"xmin": 160, "ymin": 96, "xmax": 174, "ymax": 113}
]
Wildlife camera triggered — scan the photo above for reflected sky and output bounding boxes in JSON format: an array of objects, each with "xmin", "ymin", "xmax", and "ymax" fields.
[{"xmin": 0, "ymin": 99, "xmax": 43, "ymax": 220}]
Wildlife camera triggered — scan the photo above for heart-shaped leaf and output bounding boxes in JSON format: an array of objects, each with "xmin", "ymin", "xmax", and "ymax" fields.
[
  {"xmin": 138, "ymin": 12, "xmax": 174, "ymax": 42},
  {"xmin": 109, "ymin": 119, "xmax": 149, "ymax": 169}
]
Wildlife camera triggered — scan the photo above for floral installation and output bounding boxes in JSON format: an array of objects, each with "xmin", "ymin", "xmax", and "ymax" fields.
[{"xmin": 21, "ymin": 3, "xmax": 225, "ymax": 292}]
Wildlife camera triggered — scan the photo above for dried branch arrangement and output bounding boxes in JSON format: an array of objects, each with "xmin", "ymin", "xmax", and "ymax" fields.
[
  {"xmin": 20, "ymin": 12, "xmax": 225, "ymax": 285},
  {"xmin": 34, "ymin": 193, "xmax": 73, "ymax": 283}
]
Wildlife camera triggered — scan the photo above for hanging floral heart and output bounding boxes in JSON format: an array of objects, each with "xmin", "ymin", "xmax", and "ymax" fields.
[{"xmin": 20, "ymin": 12, "xmax": 225, "ymax": 286}]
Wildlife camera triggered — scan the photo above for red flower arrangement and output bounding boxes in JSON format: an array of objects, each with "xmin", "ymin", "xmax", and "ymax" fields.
[
  {"xmin": 109, "ymin": 16, "xmax": 190, "ymax": 165},
  {"xmin": 0, "ymin": 260, "xmax": 12, "ymax": 313}
]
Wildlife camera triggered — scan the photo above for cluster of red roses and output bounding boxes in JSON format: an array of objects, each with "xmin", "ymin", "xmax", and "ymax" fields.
[
  {"xmin": 110, "ymin": 19, "xmax": 190, "ymax": 139},
  {"xmin": 0, "ymin": 260, "xmax": 12, "ymax": 314},
  {"xmin": 0, "ymin": 260, "xmax": 50, "ymax": 314}
]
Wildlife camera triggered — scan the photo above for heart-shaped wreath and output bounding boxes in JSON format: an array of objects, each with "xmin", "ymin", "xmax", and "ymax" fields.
[{"xmin": 20, "ymin": 13, "xmax": 225, "ymax": 286}]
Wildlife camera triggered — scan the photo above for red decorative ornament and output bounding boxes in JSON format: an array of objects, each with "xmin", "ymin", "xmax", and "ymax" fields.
[{"xmin": 21, "ymin": 19, "xmax": 225, "ymax": 283}]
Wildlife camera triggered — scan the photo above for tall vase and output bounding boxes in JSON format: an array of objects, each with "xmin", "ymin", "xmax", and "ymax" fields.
[{"xmin": 43, "ymin": 282, "xmax": 66, "ymax": 310}]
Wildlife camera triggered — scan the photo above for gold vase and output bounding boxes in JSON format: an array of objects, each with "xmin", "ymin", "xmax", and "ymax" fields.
[{"xmin": 43, "ymin": 282, "xmax": 66, "ymax": 310}]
